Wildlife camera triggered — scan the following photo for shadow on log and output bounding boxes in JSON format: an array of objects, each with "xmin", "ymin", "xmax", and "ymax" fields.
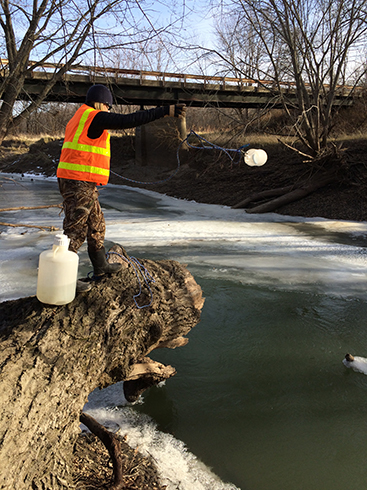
[{"xmin": 0, "ymin": 244, "xmax": 204, "ymax": 489}]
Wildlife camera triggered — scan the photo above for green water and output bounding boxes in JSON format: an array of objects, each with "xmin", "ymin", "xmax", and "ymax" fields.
[{"xmin": 135, "ymin": 278, "xmax": 367, "ymax": 490}]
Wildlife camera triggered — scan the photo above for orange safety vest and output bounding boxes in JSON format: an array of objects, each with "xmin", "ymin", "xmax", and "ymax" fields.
[{"xmin": 57, "ymin": 104, "xmax": 111, "ymax": 185}]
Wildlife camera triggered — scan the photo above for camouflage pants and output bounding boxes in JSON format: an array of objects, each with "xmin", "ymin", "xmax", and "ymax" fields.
[{"xmin": 58, "ymin": 178, "xmax": 106, "ymax": 253}]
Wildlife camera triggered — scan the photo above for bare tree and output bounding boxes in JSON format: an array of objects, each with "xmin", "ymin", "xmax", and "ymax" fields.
[
  {"xmin": 211, "ymin": 0, "xmax": 367, "ymax": 158},
  {"xmin": 214, "ymin": 13, "xmax": 265, "ymax": 80},
  {"xmin": 0, "ymin": 0, "xmax": 189, "ymax": 144}
]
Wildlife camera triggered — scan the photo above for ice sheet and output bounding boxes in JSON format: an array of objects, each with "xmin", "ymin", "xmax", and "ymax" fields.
[{"xmin": 1, "ymin": 174, "xmax": 367, "ymax": 301}]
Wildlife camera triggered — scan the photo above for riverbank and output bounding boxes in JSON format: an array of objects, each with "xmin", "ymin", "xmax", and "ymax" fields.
[{"xmin": 1, "ymin": 134, "xmax": 367, "ymax": 222}]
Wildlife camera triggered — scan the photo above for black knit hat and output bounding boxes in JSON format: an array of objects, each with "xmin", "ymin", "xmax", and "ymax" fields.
[{"xmin": 85, "ymin": 84, "xmax": 113, "ymax": 107}]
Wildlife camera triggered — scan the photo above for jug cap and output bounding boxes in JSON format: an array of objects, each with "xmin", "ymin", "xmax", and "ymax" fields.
[{"xmin": 54, "ymin": 233, "xmax": 70, "ymax": 248}]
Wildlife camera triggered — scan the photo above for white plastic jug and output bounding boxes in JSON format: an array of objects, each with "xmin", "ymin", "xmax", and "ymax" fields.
[
  {"xmin": 36, "ymin": 233, "xmax": 79, "ymax": 305},
  {"xmin": 244, "ymin": 148, "xmax": 268, "ymax": 166}
]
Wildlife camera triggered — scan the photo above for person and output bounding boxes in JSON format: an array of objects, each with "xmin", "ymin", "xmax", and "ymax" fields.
[{"xmin": 57, "ymin": 84, "xmax": 186, "ymax": 292}]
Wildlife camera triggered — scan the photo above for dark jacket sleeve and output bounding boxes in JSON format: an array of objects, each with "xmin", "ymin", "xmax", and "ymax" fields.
[{"xmin": 87, "ymin": 106, "xmax": 169, "ymax": 139}]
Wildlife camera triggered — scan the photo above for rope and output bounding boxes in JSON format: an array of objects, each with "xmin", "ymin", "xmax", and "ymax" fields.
[
  {"xmin": 110, "ymin": 129, "xmax": 250, "ymax": 185},
  {"xmin": 106, "ymin": 251, "xmax": 156, "ymax": 309},
  {"xmin": 185, "ymin": 130, "xmax": 250, "ymax": 164}
]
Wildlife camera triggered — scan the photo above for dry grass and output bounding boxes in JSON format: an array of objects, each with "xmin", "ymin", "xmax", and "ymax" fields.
[
  {"xmin": 5, "ymin": 98, "xmax": 367, "ymax": 159},
  {"xmin": 5, "ymin": 132, "xmax": 64, "ymax": 144}
]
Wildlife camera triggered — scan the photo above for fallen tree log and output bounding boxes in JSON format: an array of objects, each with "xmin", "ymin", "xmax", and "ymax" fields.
[
  {"xmin": 231, "ymin": 185, "xmax": 295, "ymax": 210},
  {"xmin": 0, "ymin": 244, "xmax": 204, "ymax": 489},
  {"xmin": 233, "ymin": 172, "xmax": 337, "ymax": 214}
]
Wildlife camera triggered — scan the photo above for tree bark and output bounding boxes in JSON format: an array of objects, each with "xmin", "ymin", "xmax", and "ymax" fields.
[{"xmin": 0, "ymin": 244, "xmax": 204, "ymax": 489}]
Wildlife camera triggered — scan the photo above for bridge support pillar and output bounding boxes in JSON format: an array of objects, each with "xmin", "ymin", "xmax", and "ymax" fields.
[{"xmin": 135, "ymin": 113, "xmax": 188, "ymax": 169}]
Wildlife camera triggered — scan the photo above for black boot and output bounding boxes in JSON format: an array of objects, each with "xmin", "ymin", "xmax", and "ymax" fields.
[
  {"xmin": 88, "ymin": 246, "xmax": 123, "ymax": 277},
  {"xmin": 76, "ymin": 279, "xmax": 93, "ymax": 293}
]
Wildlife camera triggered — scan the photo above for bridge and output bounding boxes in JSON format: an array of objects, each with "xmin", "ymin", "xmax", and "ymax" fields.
[{"xmin": 1, "ymin": 60, "xmax": 357, "ymax": 108}]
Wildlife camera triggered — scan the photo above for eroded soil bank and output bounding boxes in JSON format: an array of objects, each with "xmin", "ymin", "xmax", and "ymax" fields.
[{"xmin": 1, "ymin": 135, "xmax": 367, "ymax": 221}]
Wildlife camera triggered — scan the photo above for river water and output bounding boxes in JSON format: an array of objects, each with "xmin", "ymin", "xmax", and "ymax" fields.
[{"xmin": 2, "ymin": 174, "xmax": 367, "ymax": 490}]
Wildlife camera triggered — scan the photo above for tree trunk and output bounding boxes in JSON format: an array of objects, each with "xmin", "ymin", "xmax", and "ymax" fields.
[
  {"xmin": 0, "ymin": 244, "xmax": 204, "ymax": 489},
  {"xmin": 0, "ymin": 75, "xmax": 25, "ymax": 142}
]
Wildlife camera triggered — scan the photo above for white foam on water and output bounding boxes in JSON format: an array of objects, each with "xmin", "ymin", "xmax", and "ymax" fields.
[
  {"xmin": 343, "ymin": 356, "xmax": 367, "ymax": 375},
  {"xmin": 84, "ymin": 405, "xmax": 239, "ymax": 490},
  {"xmin": 83, "ymin": 383, "xmax": 239, "ymax": 489},
  {"xmin": 84, "ymin": 382, "xmax": 238, "ymax": 490}
]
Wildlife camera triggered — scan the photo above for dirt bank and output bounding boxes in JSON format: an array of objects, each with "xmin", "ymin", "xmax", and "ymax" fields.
[{"xmin": 1, "ymin": 134, "xmax": 367, "ymax": 222}]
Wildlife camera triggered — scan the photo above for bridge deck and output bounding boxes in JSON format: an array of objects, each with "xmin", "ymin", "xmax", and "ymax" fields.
[{"xmin": 0, "ymin": 60, "xmax": 357, "ymax": 108}]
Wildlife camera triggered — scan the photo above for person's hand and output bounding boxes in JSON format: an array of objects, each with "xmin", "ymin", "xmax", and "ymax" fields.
[
  {"xmin": 168, "ymin": 104, "xmax": 186, "ymax": 118},
  {"xmin": 174, "ymin": 104, "xmax": 186, "ymax": 119}
]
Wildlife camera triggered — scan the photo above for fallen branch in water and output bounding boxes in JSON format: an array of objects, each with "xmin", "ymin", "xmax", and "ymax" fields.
[
  {"xmin": 0, "ymin": 204, "xmax": 62, "ymax": 212},
  {"xmin": 80, "ymin": 412, "xmax": 126, "ymax": 490},
  {"xmin": 0, "ymin": 203, "xmax": 62, "ymax": 231},
  {"xmin": 0, "ymin": 221, "xmax": 60, "ymax": 231},
  {"xmin": 0, "ymin": 177, "xmax": 27, "ymax": 188},
  {"xmin": 79, "ymin": 412, "xmax": 166, "ymax": 490}
]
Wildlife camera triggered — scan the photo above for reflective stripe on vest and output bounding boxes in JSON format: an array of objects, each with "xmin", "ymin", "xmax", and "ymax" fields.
[
  {"xmin": 57, "ymin": 162, "xmax": 110, "ymax": 178},
  {"xmin": 57, "ymin": 105, "xmax": 111, "ymax": 185}
]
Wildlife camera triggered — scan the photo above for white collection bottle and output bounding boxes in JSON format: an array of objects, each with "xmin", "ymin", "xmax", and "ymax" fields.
[{"xmin": 36, "ymin": 233, "xmax": 79, "ymax": 305}]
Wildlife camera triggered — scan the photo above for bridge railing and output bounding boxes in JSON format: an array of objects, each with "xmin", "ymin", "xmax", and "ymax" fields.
[{"xmin": 0, "ymin": 58, "xmax": 361, "ymax": 95}]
